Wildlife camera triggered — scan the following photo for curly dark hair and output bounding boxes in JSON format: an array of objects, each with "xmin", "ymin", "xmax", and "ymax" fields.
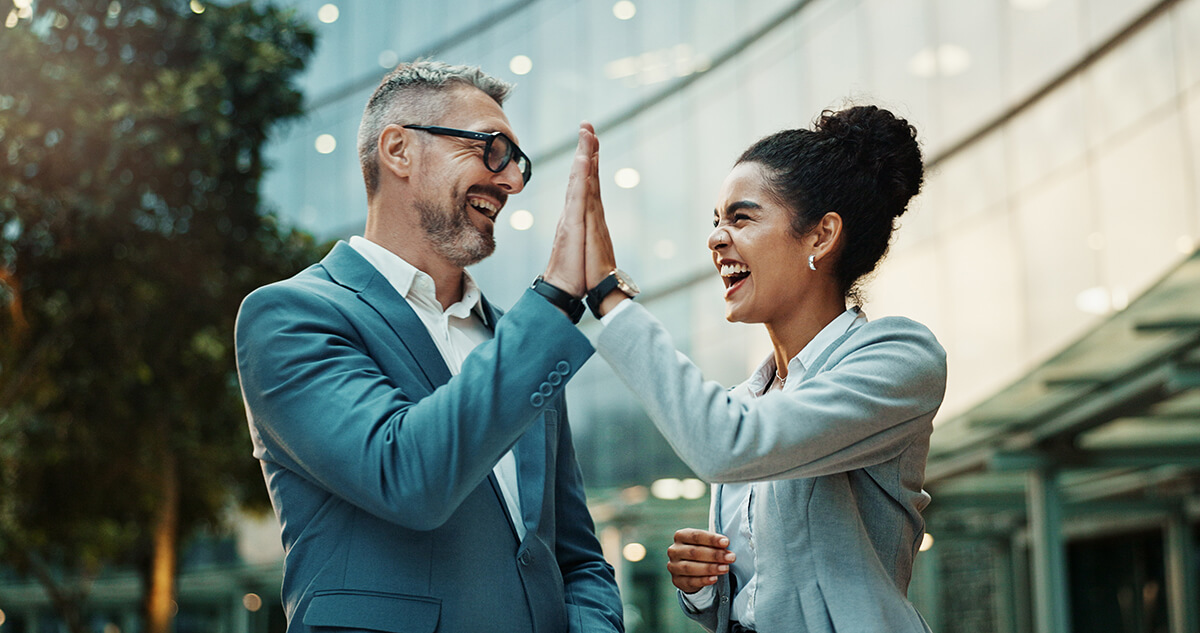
[{"xmin": 736, "ymin": 105, "xmax": 923, "ymax": 303}]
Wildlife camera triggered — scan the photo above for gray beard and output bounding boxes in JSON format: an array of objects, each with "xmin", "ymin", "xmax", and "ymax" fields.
[{"xmin": 416, "ymin": 196, "xmax": 495, "ymax": 268}]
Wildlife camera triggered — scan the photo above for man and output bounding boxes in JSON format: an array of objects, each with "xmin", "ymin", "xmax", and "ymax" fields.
[{"xmin": 235, "ymin": 61, "xmax": 623, "ymax": 633}]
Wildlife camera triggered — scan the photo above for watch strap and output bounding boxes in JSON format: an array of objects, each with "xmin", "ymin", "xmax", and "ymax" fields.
[
  {"xmin": 585, "ymin": 273, "xmax": 621, "ymax": 320},
  {"xmin": 531, "ymin": 276, "xmax": 584, "ymax": 324}
]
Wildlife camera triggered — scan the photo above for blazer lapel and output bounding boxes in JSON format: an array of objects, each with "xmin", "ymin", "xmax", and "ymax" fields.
[
  {"xmin": 320, "ymin": 241, "xmax": 452, "ymax": 390},
  {"xmin": 360, "ymin": 273, "xmax": 453, "ymax": 388}
]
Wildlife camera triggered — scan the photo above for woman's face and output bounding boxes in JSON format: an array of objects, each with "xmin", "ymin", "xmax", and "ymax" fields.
[{"xmin": 708, "ymin": 161, "xmax": 812, "ymax": 324}]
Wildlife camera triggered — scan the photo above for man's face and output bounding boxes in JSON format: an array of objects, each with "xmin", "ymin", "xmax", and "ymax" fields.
[{"xmin": 409, "ymin": 85, "xmax": 527, "ymax": 268}]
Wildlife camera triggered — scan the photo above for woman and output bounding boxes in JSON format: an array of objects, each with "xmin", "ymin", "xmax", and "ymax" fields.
[{"xmin": 579, "ymin": 106, "xmax": 947, "ymax": 633}]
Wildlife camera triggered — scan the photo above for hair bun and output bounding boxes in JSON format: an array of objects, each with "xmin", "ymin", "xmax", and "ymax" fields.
[{"xmin": 815, "ymin": 106, "xmax": 923, "ymax": 218}]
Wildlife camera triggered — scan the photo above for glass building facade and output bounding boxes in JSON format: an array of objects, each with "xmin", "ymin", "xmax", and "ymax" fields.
[
  {"xmin": 262, "ymin": 0, "xmax": 1200, "ymax": 631},
  {"xmin": 264, "ymin": 0, "xmax": 1200, "ymax": 436}
]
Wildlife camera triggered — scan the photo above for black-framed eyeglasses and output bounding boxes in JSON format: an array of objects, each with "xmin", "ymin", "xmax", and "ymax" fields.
[{"xmin": 403, "ymin": 125, "xmax": 533, "ymax": 184}]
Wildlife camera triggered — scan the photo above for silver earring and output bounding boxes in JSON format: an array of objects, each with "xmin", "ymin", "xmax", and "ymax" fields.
[{"xmin": 808, "ymin": 255, "xmax": 817, "ymax": 271}]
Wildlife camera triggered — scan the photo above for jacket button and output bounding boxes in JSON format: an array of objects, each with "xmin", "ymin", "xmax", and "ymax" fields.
[
  {"xmin": 538, "ymin": 383, "xmax": 553, "ymax": 397},
  {"xmin": 556, "ymin": 361, "xmax": 571, "ymax": 375},
  {"xmin": 530, "ymin": 393, "xmax": 545, "ymax": 407},
  {"xmin": 547, "ymin": 371, "xmax": 562, "ymax": 386},
  {"xmin": 720, "ymin": 595, "xmax": 730, "ymax": 604},
  {"xmin": 519, "ymin": 551, "xmax": 532, "ymax": 566}
]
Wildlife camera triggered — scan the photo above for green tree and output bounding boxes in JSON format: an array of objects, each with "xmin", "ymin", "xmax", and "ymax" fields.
[{"xmin": 0, "ymin": 2, "xmax": 321, "ymax": 632}]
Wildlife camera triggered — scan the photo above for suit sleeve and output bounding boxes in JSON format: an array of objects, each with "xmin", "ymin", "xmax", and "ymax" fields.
[
  {"xmin": 677, "ymin": 587, "xmax": 720, "ymax": 633},
  {"xmin": 551, "ymin": 405, "xmax": 625, "ymax": 632},
  {"xmin": 235, "ymin": 284, "xmax": 594, "ymax": 530},
  {"xmin": 595, "ymin": 302, "xmax": 947, "ymax": 483}
]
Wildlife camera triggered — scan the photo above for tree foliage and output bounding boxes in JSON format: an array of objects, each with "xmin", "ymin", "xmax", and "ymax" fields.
[{"xmin": 0, "ymin": 0, "xmax": 321, "ymax": 626}]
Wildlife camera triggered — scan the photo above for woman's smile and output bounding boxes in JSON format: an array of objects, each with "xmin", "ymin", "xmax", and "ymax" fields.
[{"xmin": 720, "ymin": 261, "xmax": 751, "ymax": 298}]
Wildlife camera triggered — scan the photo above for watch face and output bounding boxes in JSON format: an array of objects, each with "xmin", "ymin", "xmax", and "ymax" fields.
[{"xmin": 614, "ymin": 269, "xmax": 640, "ymax": 295}]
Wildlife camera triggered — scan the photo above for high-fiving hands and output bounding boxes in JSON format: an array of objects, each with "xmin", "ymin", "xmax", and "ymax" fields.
[{"xmin": 542, "ymin": 122, "xmax": 624, "ymax": 317}]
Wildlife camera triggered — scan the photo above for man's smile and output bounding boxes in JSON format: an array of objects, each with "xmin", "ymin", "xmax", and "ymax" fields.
[{"xmin": 467, "ymin": 195, "xmax": 500, "ymax": 220}]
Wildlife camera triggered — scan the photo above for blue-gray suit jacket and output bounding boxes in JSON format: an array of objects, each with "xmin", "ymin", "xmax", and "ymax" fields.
[
  {"xmin": 597, "ymin": 302, "xmax": 946, "ymax": 633},
  {"xmin": 235, "ymin": 242, "xmax": 623, "ymax": 633}
]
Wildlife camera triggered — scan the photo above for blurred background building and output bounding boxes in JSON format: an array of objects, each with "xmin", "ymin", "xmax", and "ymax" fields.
[{"xmin": 3, "ymin": 0, "xmax": 1200, "ymax": 632}]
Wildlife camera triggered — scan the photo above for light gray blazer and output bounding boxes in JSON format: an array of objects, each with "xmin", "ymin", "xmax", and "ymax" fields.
[{"xmin": 596, "ymin": 302, "xmax": 947, "ymax": 633}]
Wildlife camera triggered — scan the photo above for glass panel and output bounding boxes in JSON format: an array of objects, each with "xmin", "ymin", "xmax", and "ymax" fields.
[
  {"xmin": 1084, "ymin": 0, "xmax": 1158, "ymax": 46},
  {"xmin": 283, "ymin": 98, "xmax": 369, "ymax": 240},
  {"xmin": 596, "ymin": 123, "xmax": 646, "ymax": 279},
  {"xmin": 1094, "ymin": 108, "xmax": 1192, "ymax": 300},
  {"xmin": 861, "ymin": 0, "xmax": 934, "ymax": 147},
  {"xmin": 1006, "ymin": 0, "xmax": 1084, "ymax": 102},
  {"xmin": 862, "ymin": 246, "xmax": 946, "ymax": 354},
  {"xmin": 932, "ymin": 0, "xmax": 1005, "ymax": 150},
  {"xmin": 1178, "ymin": 0, "xmax": 1200, "ymax": 93},
  {"xmin": 933, "ymin": 133, "xmax": 1008, "ymax": 231},
  {"xmin": 1009, "ymin": 75, "xmax": 1088, "ymax": 193},
  {"xmin": 523, "ymin": 2, "xmax": 587, "ymax": 153},
  {"xmin": 942, "ymin": 212, "xmax": 1027, "ymax": 416},
  {"xmin": 800, "ymin": 0, "xmax": 868, "ymax": 112},
  {"xmin": 1012, "ymin": 164, "xmax": 1103, "ymax": 362},
  {"xmin": 626, "ymin": 99, "xmax": 693, "ymax": 289},
  {"xmin": 744, "ymin": 8, "xmax": 807, "ymax": 139},
  {"xmin": 1084, "ymin": 17, "xmax": 1178, "ymax": 149}
]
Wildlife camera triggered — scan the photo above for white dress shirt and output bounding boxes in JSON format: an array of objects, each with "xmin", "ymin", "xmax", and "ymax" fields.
[
  {"xmin": 349, "ymin": 236, "xmax": 526, "ymax": 540},
  {"xmin": 677, "ymin": 306, "xmax": 868, "ymax": 627}
]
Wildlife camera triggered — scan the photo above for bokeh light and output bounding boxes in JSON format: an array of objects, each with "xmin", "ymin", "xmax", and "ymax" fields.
[
  {"xmin": 650, "ymin": 477, "xmax": 681, "ymax": 500},
  {"xmin": 614, "ymin": 167, "xmax": 640, "ymax": 189},
  {"xmin": 508, "ymin": 209, "xmax": 534, "ymax": 231},
  {"xmin": 318, "ymin": 3, "xmax": 339, "ymax": 24},
  {"xmin": 613, "ymin": 1, "xmax": 636, "ymax": 20},
  {"xmin": 315, "ymin": 134, "xmax": 337, "ymax": 154},
  {"xmin": 680, "ymin": 478, "xmax": 707, "ymax": 500},
  {"xmin": 242, "ymin": 593, "xmax": 263, "ymax": 612},
  {"xmin": 509, "ymin": 55, "xmax": 533, "ymax": 75}
]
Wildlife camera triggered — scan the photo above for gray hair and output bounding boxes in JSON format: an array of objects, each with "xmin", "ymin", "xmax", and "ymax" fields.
[{"xmin": 357, "ymin": 61, "xmax": 512, "ymax": 196}]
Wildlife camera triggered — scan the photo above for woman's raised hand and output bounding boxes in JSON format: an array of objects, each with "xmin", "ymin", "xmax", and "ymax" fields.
[
  {"xmin": 580, "ymin": 123, "xmax": 617, "ymax": 290},
  {"xmin": 666, "ymin": 528, "xmax": 735, "ymax": 594}
]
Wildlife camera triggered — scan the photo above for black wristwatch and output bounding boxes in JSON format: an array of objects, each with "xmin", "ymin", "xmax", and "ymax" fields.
[
  {"xmin": 531, "ymin": 276, "xmax": 585, "ymax": 324},
  {"xmin": 586, "ymin": 269, "xmax": 640, "ymax": 319}
]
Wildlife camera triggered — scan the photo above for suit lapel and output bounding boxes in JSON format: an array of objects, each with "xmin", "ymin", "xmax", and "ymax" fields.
[
  {"xmin": 359, "ymin": 272, "xmax": 453, "ymax": 388},
  {"xmin": 486, "ymin": 473, "xmax": 521, "ymax": 539},
  {"xmin": 320, "ymin": 242, "xmax": 452, "ymax": 390}
]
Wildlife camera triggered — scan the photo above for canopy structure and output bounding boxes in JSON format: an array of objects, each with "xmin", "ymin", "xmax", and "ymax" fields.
[{"xmin": 924, "ymin": 248, "xmax": 1200, "ymax": 633}]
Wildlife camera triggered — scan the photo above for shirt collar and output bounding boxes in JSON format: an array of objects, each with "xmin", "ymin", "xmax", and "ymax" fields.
[
  {"xmin": 348, "ymin": 236, "xmax": 485, "ymax": 320},
  {"xmin": 745, "ymin": 307, "xmax": 867, "ymax": 393}
]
